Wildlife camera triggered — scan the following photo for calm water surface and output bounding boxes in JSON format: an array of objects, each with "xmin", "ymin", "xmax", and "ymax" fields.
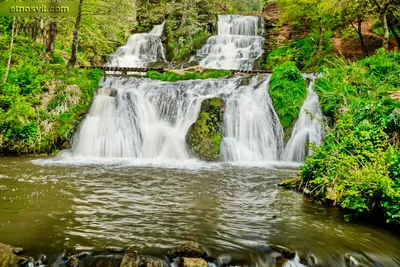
[{"xmin": 0, "ymin": 157, "xmax": 400, "ymax": 266}]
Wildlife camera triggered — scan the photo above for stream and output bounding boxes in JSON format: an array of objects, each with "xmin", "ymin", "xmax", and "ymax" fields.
[{"xmin": 1, "ymin": 158, "xmax": 400, "ymax": 266}]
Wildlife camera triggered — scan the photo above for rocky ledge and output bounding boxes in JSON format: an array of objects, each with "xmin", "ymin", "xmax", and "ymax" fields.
[{"xmin": 0, "ymin": 241, "xmax": 375, "ymax": 267}]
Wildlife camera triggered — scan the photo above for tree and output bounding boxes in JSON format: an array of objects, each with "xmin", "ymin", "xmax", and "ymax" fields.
[
  {"xmin": 67, "ymin": 0, "xmax": 136, "ymax": 67},
  {"xmin": 337, "ymin": 0, "xmax": 374, "ymax": 57},
  {"xmin": 3, "ymin": 17, "xmax": 16, "ymax": 84}
]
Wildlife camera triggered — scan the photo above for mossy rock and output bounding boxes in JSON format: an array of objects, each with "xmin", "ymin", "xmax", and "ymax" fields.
[
  {"xmin": 186, "ymin": 98, "xmax": 225, "ymax": 161},
  {"xmin": 0, "ymin": 243, "xmax": 28, "ymax": 267}
]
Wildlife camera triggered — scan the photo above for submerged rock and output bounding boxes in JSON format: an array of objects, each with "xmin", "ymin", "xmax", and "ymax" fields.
[
  {"xmin": 167, "ymin": 242, "xmax": 208, "ymax": 260},
  {"xmin": 268, "ymin": 245, "xmax": 296, "ymax": 260},
  {"xmin": 186, "ymin": 98, "xmax": 225, "ymax": 161},
  {"xmin": 0, "ymin": 243, "xmax": 28, "ymax": 267},
  {"xmin": 277, "ymin": 177, "xmax": 301, "ymax": 189},
  {"xmin": 180, "ymin": 258, "xmax": 207, "ymax": 267}
]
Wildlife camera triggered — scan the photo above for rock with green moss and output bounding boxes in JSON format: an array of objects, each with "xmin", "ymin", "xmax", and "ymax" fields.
[
  {"xmin": 0, "ymin": 243, "xmax": 28, "ymax": 267},
  {"xmin": 186, "ymin": 98, "xmax": 225, "ymax": 161}
]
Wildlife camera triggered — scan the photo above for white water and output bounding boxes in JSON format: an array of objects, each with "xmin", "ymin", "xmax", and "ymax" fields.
[
  {"xmin": 197, "ymin": 15, "xmax": 264, "ymax": 70},
  {"xmin": 283, "ymin": 75, "xmax": 324, "ymax": 163},
  {"xmin": 107, "ymin": 22, "xmax": 166, "ymax": 67},
  {"xmin": 58, "ymin": 75, "xmax": 284, "ymax": 162}
]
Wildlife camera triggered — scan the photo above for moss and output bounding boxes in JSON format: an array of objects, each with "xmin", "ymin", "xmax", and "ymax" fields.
[
  {"xmin": 269, "ymin": 62, "xmax": 307, "ymax": 140},
  {"xmin": 186, "ymin": 98, "xmax": 225, "ymax": 161},
  {"xmin": 146, "ymin": 69, "xmax": 232, "ymax": 82}
]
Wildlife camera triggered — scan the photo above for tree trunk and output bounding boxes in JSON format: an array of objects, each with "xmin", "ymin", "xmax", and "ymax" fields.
[
  {"xmin": 46, "ymin": 20, "xmax": 57, "ymax": 56},
  {"xmin": 67, "ymin": 0, "xmax": 83, "ymax": 68},
  {"xmin": 382, "ymin": 13, "xmax": 390, "ymax": 50},
  {"xmin": 355, "ymin": 18, "xmax": 368, "ymax": 57},
  {"xmin": 4, "ymin": 17, "xmax": 16, "ymax": 84},
  {"xmin": 32, "ymin": 18, "xmax": 38, "ymax": 41},
  {"xmin": 41, "ymin": 19, "xmax": 48, "ymax": 48},
  {"xmin": 387, "ymin": 19, "xmax": 400, "ymax": 48}
]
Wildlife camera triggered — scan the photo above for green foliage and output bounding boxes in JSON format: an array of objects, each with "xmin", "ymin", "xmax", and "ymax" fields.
[
  {"xmin": 264, "ymin": 33, "xmax": 333, "ymax": 71},
  {"xmin": 0, "ymin": 37, "xmax": 103, "ymax": 155},
  {"xmin": 300, "ymin": 50, "xmax": 400, "ymax": 224},
  {"xmin": 146, "ymin": 69, "xmax": 232, "ymax": 81},
  {"xmin": 269, "ymin": 62, "xmax": 307, "ymax": 138}
]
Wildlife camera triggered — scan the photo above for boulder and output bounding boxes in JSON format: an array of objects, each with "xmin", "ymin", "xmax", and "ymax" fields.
[
  {"xmin": 120, "ymin": 249, "xmax": 140, "ymax": 267},
  {"xmin": 180, "ymin": 258, "xmax": 207, "ymax": 267},
  {"xmin": 186, "ymin": 98, "xmax": 225, "ymax": 161},
  {"xmin": 0, "ymin": 243, "xmax": 28, "ymax": 267},
  {"xmin": 167, "ymin": 242, "xmax": 208, "ymax": 260}
]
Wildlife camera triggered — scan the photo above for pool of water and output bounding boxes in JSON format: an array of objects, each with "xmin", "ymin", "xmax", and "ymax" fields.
[{"xmin": 0, "ymin": 157, "xmax": 399, "ymax": 266}]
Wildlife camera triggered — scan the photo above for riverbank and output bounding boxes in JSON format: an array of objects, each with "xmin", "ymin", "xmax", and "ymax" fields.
[{"xmin": 279, "ymin": 49, "xmax": 400, "ymax": 226}]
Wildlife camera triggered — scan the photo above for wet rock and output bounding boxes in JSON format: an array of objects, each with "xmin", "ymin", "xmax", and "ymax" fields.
[
  {"xmin": 268, "ymin": 245, "xmax": 296, "ymax": 260},
  {"xmin": 180, "ymin": 258, "xmax": 207, "ymax": 267},
  {"xmin": 345, "ymin": 254, "xmax": 369, "ymax": 267},
  {"xmin": 278, "ymin": 177, "xmax": 301, "ymax": 189},
  {"xmin": 167, "ymin": 242, "xmax": 208, "ymax": 260},
  {"xmin": 186, "ymin": 98, "xmax": 225, "ymax": 161},
  {"xmin": 0, "ymin": 242, "xmax": 29, "ymax": 267},
  {"xmin": 98, "ymin": 87, "xmax": 118, "ymax": 97},
  {"xmin": 36, "ymin": 254, "xmax": 48, "ymax": 267},
  {"xmin": 120, "ymin": 249, "xmax": 140, "ymax": 267},
  {"xmin": 85, "ymin": 255, "xmax": 122, "ymax": 267},
  {"xmin": 275, "ymin": 257, "xmax": 290, "ymax": 267},
  {"xmin": 140, "ymin": 256, "xmax": 165, "ymax": 267},
  {"xmin": 305, "ymin": 253, "xmax": 321, "ymax": 267},
  {"xmin": 66, "ymin": 256, "xmax": 80, "ymax": 267}
]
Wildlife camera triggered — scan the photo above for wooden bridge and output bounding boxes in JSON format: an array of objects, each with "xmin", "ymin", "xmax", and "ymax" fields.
[{"xmin": 79, "ymin": 66, "xmax": 271, "ymax": 75}]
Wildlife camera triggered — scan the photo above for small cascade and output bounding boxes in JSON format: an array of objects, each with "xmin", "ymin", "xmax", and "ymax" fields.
[
  {"xmin": 197, "ymin": 15, "xmax": 264, "ymax": 70},
  {"xmin": 283, "ymin": 75, "xmax": 324, "ymax": 163},
  {"xmin": 107, "ymin": 22, "xmax": 166, "ymax": 68},
  {"xmin": 59, "ymin": 75, "xmax": 284, "ymax": 161},
  {"xmin": 222, "ymin": 76, "xmax": 284, "ymax": 161}
]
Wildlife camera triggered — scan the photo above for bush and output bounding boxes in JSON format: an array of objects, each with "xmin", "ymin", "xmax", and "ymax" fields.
[
  {"xmin": 300, "ymin": 50, "xmax": 400, "ymax": 225},
  {"xmin": 269, "ymin": 61, "xmax": 307, "ymax": 138}
]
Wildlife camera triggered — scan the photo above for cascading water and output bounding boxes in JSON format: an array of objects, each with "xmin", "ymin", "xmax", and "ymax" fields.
[
  {"xmin": 222, "ymin": 76, "xmax": 284, "ymax": 161},
  {"xmin": 107, "ymin": 22, "xmax": 166, "ymax": 67},
  {"xmin": 58, "ymin": 75, "xmax": 284, "ymax": 161},
  {"xmin": 197, "ymin": 15, "xmax": 264, "ymax": 70},
  {"xmin": 283, "ymin": 75, "xmax": 324, "ymax": 163}
]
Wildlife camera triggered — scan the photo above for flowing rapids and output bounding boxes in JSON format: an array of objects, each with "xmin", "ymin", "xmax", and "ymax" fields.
[
  {"xmin": 283, "ymin": 75, "xmax": 324, "ymax": 162},
  {"xmin": 107, "ymin": 22, "xmax": 166, "ymax": 67},
  {"xmin": 197, "ymin": 15, "xmax": 264, "ymax": 70},
  {"xmin": 58, "ymin": 75, "xmax": 283, "ymax": 162}
]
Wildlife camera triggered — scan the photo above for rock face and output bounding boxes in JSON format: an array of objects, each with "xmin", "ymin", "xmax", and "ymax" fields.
[
  {"xmin": 186, "ymin": 98, "xmax": 225, "ymax": 161},
  {"xmin": 167, "ymin": 242, "xmax": 208, "ymax": 260},
  {"xmin": 180, "ymin": 258, "xmax": 207, "ymax": 267},
  {"xmin": 0, "ymin": 243, "xmax": 28, "ymax": 267}
]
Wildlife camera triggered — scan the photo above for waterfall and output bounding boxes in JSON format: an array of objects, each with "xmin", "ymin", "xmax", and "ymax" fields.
[
  {"xmin": 107, "ymin": 22, "xmax": 166, "ymax": 68},
  {"xmin": 222, "ymin": 76, "xmax": 283, "ymax": 161},
  {"xmin": 197, "ymin": 15, "xmax": 264, "ymax": 70},
  {"xmin": 283, "ymin": 75, "xmax": 324, "ymax": 163},
  {"xmin": 58, "ymin": 75, "xmax": 284, "ymax": 161}
]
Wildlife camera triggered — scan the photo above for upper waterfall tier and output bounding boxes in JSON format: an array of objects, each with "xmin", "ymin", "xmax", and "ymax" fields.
[
  {"xmin": 58, "ymin": 75, "xmax": 283, "ymax": 162},
  {"xmin": 197, "ymin": 15, "xmax": 264, "ymax": 71},
  {"xmin": 283, "ymin": 75, "xmax": 324, "ymax": 163},
  {"xmin": 107, "ymin": 23, "xmax": 166, "ymax": 68}
]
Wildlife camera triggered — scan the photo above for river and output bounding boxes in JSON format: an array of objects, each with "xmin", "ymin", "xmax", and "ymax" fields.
[{"xmin": 1, "ymin": 158, "xmax": 399, "ymax": 266}]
